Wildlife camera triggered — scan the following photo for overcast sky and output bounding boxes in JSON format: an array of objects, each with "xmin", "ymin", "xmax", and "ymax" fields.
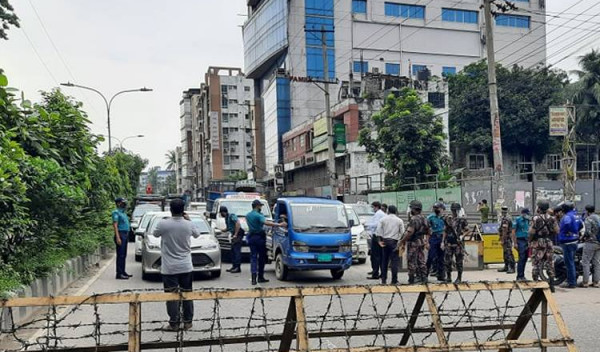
[{"xmin": 1, "ymin": 1, "xmax": 598, "ymax": 169}]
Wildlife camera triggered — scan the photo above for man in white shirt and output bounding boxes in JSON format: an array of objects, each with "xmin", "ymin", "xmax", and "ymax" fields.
[
  {"xmin": 153, "ymin": 199, "xmax": 200, "ymax": 331},
  {"xmin": 376, "ymin": 205, "xmax": 405, "ymax": 284},
  {"xmin": 365, "ymin": 201, "xmax": 387, "ymax": 280}
]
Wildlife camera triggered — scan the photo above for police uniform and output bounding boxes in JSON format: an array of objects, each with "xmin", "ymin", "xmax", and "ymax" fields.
[
  {"xmin": 499, "ymin": 210, "xmax": 515, "ymax": 273},
  {"xmin": 530, "ymin": 213, "xmax": 557, "ymax": 282},
  {"xmin": 246, "ymin": 204, "xmax": 268, "ymax": 284},
  {"xmin": 427, "ymin": 211, "xmax": 445, "ymax": 281},
  {"xmin": 444, "ymin": 214, "xmax": 468, "ymax": 283},
  {"xmin": 406, "ymin": 214, "xmax": 428, "ymax": 283}
]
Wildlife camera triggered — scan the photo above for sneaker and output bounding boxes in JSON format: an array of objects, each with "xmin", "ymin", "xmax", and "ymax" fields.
[
  {"xmin": 578, "ymin": 282, "xmax": 589, "ymax": 288},
  {"xmin": 516, "ymin": 277, "xmax": 527, "ymax": 282},
  {"xmin": 591, "ymin": 283, "xmax": 600, "ymax": 288},
  {"xmin": 183, "ymin": 322, "xmax": 193, "ymax": 331},
  {"xmin": 497, "ymin": 267, "xmax": 507, "ymax": 272},
  {"xmin": 161, "ymin": 323, "xmax": 179, "ymax": 332},
  {"xmin": 560, "ymin": 283, "xmax": 576, "ymax": 289}
]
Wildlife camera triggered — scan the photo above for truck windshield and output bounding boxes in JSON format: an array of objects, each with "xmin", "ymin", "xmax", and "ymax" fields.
[
  {"xmin": 350, "ymin": 204, "xmax": 373, "ymax": 216},
  {"xmin": 219, "ymin": 200, "xmax": 271, "ymax": 218},
  {"xmin": 291, "ymin": 204, "xmax": 349, "ymax": 232},
  {"xmin": 133, "ymin": 204, "xmax": 162, "ymax": 218},
  {"xmin": 345, "ymin": 207, "xmax": 360, "ymax": 225}
]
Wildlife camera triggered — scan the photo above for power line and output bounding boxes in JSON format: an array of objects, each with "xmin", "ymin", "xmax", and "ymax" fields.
[
  {"xmin": 544, "ymin": 30, "xmax": 600, "ymax": 68},
  {"xmin": 20, "ymin": 27, "xmax": 59, "ymax": 85}
]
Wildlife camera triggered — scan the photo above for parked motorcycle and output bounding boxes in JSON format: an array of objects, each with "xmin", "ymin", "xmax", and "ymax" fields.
[{"xmin": 540, "ymin": 243, "xmax": 592, "ymax": 286}]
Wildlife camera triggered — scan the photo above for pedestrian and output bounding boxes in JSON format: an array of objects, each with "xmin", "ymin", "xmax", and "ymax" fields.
[
  {"xmin": 477, "ymin": 199, "xmax": 490, "ymax": 224},
  {"xmin": 581, "ymin": 205, "xmax": 600, "ymax": 288},
  {"xmin": 219, "ymin": 206, "xmax": 243, "ymax": 274},
  {"xmin": 246, "ymin": 199, "xmax": 282, "ymax": 285},
  {"xmin": 375, "ymin": 205, "xmax": 404, "ymax": 284},
  {"xmin": 442, "ymin": 203, "xmax": 468, "ymax": 283},
  {"xmin": 399, "ymin": 200, "xmax": 429, "ymax": 284},
  {"xmin": 498, "ymin": 206, "xmax": 515, "ymax": 274},
  {"xmin": 153, "ymin": 198, "xmax": 200, "ymax": 331},
  {"xmin": 365, "ymin": 201, "xmax": 386, "ymax": 280},
  {"xmin": 381, "ymin": 203, "xmax": 388, "ymax": 214},
  {"xmin": 427, "ymin": 202, "xmax": 446, "ymax": 282},
  {"xmin": 513, "ymin": 208, "xmax": 531, "ymax": 281},
  {"xmin": 528, "ymin": 201, "xmax": 559, "ymax": 292},
  {"xmin": 112, "ymin": 197, "xmax": 132, "ymax": 280},
  {"xmin": 557, "ymin": 201, "xmax": 580, "ymax": 289}
]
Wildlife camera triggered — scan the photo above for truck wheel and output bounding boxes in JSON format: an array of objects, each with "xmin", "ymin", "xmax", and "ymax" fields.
[
  {"xmin": 331, "ymin": 269, "xmax": 344, "ymax": 280},
  {"xmin": 275, "ymin": 253, "xmax": 288, "ymax": 281},
  {"xmin": 210, "ymin": 270, "xmax": 221, "ymax": 279}
]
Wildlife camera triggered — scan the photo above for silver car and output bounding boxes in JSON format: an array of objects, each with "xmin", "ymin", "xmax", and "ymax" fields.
[
  {"xmin": 134, "ymin": 211, "xmax": 161, "ymax": 262},
  {"xmin": 141, "ymin": 212, "xmax": 221, "ymax": 280}
]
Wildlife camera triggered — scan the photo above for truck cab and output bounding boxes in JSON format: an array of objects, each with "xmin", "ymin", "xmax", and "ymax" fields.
[{"xmin": 267, "ymin": 197, "xmax": 353, "ymax": 281}]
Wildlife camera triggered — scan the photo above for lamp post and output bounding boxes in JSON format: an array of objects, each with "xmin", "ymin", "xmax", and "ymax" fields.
[
  {"xmin": 60, "ymin": 82, "xmax": 152, "ymax": 153},
  {"xmin": 100, "ymin": 134, "xmax": 145, "ymax": 151}
]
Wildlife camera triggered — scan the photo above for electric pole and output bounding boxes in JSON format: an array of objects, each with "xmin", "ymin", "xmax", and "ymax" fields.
[
  {"xmin": 484, "ymin": 0, "xmax": 505, "ymax": 210},
  {"xmin": 322, "ymin": 26, "xmax": 337, "ymax": 197},
  {"xmin": 563, "ymin": 104, "xmax": 577, "ymax": 201}
]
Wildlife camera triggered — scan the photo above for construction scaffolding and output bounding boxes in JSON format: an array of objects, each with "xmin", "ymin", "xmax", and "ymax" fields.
[{"xmin": 0, "ymin": 282, "xmax": 576, "ymax": 352}]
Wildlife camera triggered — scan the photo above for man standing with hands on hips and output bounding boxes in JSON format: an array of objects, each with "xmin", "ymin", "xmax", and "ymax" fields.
[
  {"xmin": 366, "ymin": 201, "xmax": 386, "ymax": 280},
  {"xmin": 246, "ymin": 199, "xmax": 282, "ymax": 285},
  {"xmin": 112, "ymin": 197, "xmax": 132, "ymax": 280}
]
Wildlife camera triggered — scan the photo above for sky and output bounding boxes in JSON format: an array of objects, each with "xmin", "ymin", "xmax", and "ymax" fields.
[{"xmin": 1, "ymin": 1, "xmax": 599, "ymax": 169}]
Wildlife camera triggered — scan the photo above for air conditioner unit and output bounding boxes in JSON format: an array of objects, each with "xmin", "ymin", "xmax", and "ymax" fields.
[{"xmin": 372, "ymin": 67, "xmax": 380, "ymax": 74}]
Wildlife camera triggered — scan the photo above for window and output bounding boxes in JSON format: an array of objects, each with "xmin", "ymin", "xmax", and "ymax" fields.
[
  {"xmin": 305, "ymin": 0, "xmax": 334, "ymax": 16},
  {"xmin": 229, "ymin": 99, "xmax": 238, "ymax": 105},
  {"xmin": 300, "ymin": 134, "xmax": 305, "ymax": 149},
  {"xmin": 496, "ymin": 14, "xmax": 530, "ymax": 28},
  {"xmin": 224, "ymin": 156, "xmax": 230, "ymax": 165},
  {"xmin": 306, "ymin": 48, "xmax": 336, "ymax": 79},
  {"xmin": 442, "ymin": 66, "xmax": 457, "ymax": 76},
  {"xmin": 547, "ymin": 154, "xmax": 561, "ymax": 171},
  {"xmin": 468, "ymin": 154, "xmax": 485, "ymax": 170},
  {"xmin": 222, "ymin": 113, "xmax": 229, "ymax": 123},
  {"xmin": 345, "ymin": 155, "xmax": 351, "ymax": 170},
  {"xmin": 386, "ymin": 63, "xmax": 400, "ymax": 75},
  {"xmin": 305, "ymin": 1, "xmax": 335, "ymax": 80},
  {"xmin": 292, "ymin": 137, "xmax": 297, "ymax": 151},
  {"xmin": 441, "ymin": 9, "xmax": 478, "ymax": 24},
  {"xmin": 352, "ymin": 0, "xmax": 367, "ymax": 14},
  {"xmin": 221, "ymin": 85, "xmax": 228, "ymax": 109},
  {"xmin": 412, "ymin": 64, "xmax": 427, "ymax": 76},
  {"xmin": 384, "ymin": 2, "xmax": 425, "ymax": 19},
  {"xmin": 244, "ymin": 86, "xmax": 251, "ymax": 92},
  {"xmin": 229, "ymin": 85, "xmax": 237, "ymax": 90},
  {"xmin": 353, "ymin": 60, "xmax": 369, "ymax": 73},
  {"xmin": 428, "ymin": 92, "xmax": 445, "ymax": 108}
]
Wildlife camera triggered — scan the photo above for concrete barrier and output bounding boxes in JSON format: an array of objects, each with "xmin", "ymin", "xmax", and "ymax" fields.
[{"xmin": 0, "ymin": 247, "xmax": 105, "ymax": 333}]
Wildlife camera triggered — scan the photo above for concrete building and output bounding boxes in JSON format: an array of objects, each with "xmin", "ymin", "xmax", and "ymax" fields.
[
  {"xmin": 179, "ymin": 89, "xmax": 201, "ymax": 195},
  {"xmin": 138, "ymin": 168, "xmax": 176, "ymax": 195},
  {"xmin": 242, "ymin": 0, "xmax": 547, "ymax": 189}
]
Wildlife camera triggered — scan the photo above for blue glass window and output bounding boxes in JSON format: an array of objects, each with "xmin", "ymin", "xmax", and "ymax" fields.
[
  {"xmin": 305, "ymin": 0, "xmax": 334, "ymax": 16},
  {"xmin": 352, "ymin": 0, "xmax": 367, "ymax": 14},
  {"xmin": 496, "ymin": 14, "xmax": 530, "ymax": 28},
  {"xmin": 442, "ymin": 66, "xmax": 457, "ymax": 76},
  {"xmin": 386, "ymin": 63, "xmax": 400, "ymax": 75},
  {"xmin": 384, "ymin": 2, "xmax": 425, "ymax": 19},
  {"xmin": 442, "ymin": 9, "xmax": 478, "ymax": 24},
  {"xmin": 305, "ymin": 16, "xmax": 335, "ymax": 46},
  {"xmin": 307, "ymin": 47, "xmax": 335, "ymax": 79},
  {"xmin": 412, "ymin": 64, "xmax": 427, "ymax": 76},
  {"xmin": 353, "ymin": 61, "xmax": 369, "ymax": 73}
]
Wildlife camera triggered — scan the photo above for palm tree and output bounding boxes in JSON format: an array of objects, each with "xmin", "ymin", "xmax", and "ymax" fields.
[
  {"xmin": 573, "ymin": 50, "xmax": 600, "ymax": 151},
  {"xmin": 165, "ymin": 150, "xmax": 177, "ymax": 171}
]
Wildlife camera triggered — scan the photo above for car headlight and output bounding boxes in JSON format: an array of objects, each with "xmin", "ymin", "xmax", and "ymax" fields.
[
  {"xmin": 339, "ymin": 242, "xmax": 352, "ymax": 253},
  {"xmin": 292, "ymin": 241, "xmax": 309, "ymax": 253}
]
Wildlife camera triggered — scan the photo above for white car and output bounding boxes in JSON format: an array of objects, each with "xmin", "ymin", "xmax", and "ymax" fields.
[
  {"xmin": 345, "ymin": 205, "xmax": 368, "ymax": 264},
  {"xmin": 134, "ymin": 211, "xmax": 161, "ymax": 262}
]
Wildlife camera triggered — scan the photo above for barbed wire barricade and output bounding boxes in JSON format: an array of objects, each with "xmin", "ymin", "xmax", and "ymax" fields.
[{"xmin": 0, "ymin": 281, "xmax": 576, "ymax": 351}]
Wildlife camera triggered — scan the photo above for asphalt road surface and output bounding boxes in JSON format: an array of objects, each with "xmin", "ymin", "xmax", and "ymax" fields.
[{"xmin": 5, "ymin": 243, "xmax": 600, "ymax": 351}]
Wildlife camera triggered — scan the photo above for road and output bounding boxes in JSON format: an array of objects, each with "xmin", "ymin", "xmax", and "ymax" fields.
[{"xmin": 5, "ymin": 243, "xmax": 600, "ymax": 351}]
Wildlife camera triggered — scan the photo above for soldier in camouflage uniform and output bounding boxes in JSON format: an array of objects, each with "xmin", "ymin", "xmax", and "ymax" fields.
[
  {"xmin": 442, "ymin": 203, "xmax": 468, "ymax": 284},
  {"xmin": 399, "ymin": 200, "xmax": 429, "ymax": 284},
  {"xmin": 528, "ymin": 201, "xmax": 559, "ymax": 292},
  {"xmin": 498, "ymin": 206, "xmax": 516, "ymax": 274}
]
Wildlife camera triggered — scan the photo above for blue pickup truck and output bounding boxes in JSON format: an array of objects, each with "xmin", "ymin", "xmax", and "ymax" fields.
[{"xmin": 267, "ymin": 197, "xmax": 354, "ymax": 281}]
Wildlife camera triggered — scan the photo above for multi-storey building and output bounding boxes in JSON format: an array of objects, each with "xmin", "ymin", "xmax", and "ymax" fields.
[
  {"xmin": 179, "ymin": 89, "xmax": 201, "ymax": 195},
  {"xmin": 243, "ymin": 0, "xmax": 547, "ymax": 194}
]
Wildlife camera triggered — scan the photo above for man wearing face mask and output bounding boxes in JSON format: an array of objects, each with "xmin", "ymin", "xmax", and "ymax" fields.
[
  {"xmin": 112, "ymin": 197, "xmax": 132, "ymax": 280},
  {"xmin": 427, "ymin": 203, "xmax": 446, "ymax": 282},
  {"xmin": 513, "ymin": 208, "xmax": 531, "ymax": 281}
]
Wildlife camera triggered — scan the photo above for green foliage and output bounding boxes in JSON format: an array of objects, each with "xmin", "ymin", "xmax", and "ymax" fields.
[
  {"xmin": 359, "ymin": 88, "xmax": 447, "ymax": 189},
  {"xmin": 571, "ymin": 50, "xmax": 600, "ymax": 145},
  {"xmin": 0, "ymin": 72, "xmax": 145, "ymax": 293},
  {"xmin": 226, "ymin": 170, "xmax": 248, "ymax": 181},
  {"xmin": 448, "ymin": 61, "xmax": 568, "ymax": 160},
  {"xmin": 165, "ymin": 149, "xmax": 176, "ymax": 171},
  {"xmin": 0, "ymin": 0, "xmax": 19, "ymax": 40}
]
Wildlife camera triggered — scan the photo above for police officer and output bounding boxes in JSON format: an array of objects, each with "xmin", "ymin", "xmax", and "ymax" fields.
[
  {"xmin": 427, "ymin": 202, "xmax": 446, "ymax": 282},
  {"xmin": 399, "ymin": 200, "xmax": 429, "ymax": 284},
  {"xmin": 246, "ymin": 199, "xmax": 282, "ymax": 285},
  {"xmin": 219, "ymin": 206, "xmax": 243, "ymax": 274},
  {"xmin": 498, "ymin": 206, "xmax": 515, "ymax": 274},
  {"xmin": 513, "ymin": 208, "xmax": 531, "ymax": 281},
  {"xmin": 442, "ymin": 203, "xmax": 468, "ymax": 284},
  {"xmin": 528, "ymin": 201, "xmax": 559, "ymax": 292},
  {"xmin": 112, "ymin": 197, "xmax": 131, "ymax": 280}
]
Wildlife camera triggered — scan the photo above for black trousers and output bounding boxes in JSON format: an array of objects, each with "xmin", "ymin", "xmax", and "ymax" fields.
[
  {"xmin": 370, "ymin": 236, "xmax": 382, "ymax": 276},
  {"xmin": 380, "ymin": 238, "xmax": 399, "ymax": 283},
  {"xmin": 162, "ymin": 272, "xmax": 194, "ymax": 325}
]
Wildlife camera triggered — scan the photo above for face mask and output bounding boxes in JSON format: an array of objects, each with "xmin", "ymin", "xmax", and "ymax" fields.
[
  {"xmin": 523, "ymin": 214, "xmax": 531, "ymax": 220},
  {"xmin": 434, "ymin": 209, "xmax": 441, "ymax": 215}
]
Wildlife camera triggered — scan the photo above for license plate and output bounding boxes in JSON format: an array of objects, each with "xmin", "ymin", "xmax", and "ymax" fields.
[{"xmin": 317, "ymin": 254, "xmax": 333, "ymax": 262}]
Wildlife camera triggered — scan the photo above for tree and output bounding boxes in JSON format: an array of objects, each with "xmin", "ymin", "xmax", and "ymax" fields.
[
  {"xmin": 448, "ymin": 61, "xmax": 567, "ymax": 161},
  {"xmin": 0, "ymin": 0, "xmax": 19, "ymax": 40},
  {"xmin": 572, "ymin": 50, "xmax": 600, "ymax": 149},
  {"xmin": 226, "ymin": 170, "xmax": 248, "ymax": 181},
  {"xmin": 147, "ymin": 166, "xmax": 159, "ymax": 192},
  {"xmin": 359, "ymin": 88, "xmax": 446, "ymax": 189},
  {"xmin": 163, "ymin": 174, "xmax": 176, "ymax": 195},
  {"xmin": 165, "ymin": 150, "xmax": 177, "ymax": 171}
]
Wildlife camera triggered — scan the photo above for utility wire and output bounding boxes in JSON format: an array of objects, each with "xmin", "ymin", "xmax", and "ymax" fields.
[{"xmin": 20, "ymin": 27, "xmax": 59, "ymax": 85}]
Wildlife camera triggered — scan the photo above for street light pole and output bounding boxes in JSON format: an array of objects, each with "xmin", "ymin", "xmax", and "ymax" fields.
[
  {"xmin": 60, "ymin": 82, "xmax": 152, "ymax": 153},
  {"xmin": 119, "ymin": 134, "xmax": 145, "ymax": 151}
]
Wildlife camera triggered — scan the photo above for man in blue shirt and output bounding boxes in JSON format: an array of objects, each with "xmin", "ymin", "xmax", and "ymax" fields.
[
  {"xmin": 365, "ymin": 201, "xmax": 386, "ymax": 280},
  {"xmin": 219, "ymin": 206, "xmax": 243, "ymax": 274},
  {"xmin": 112, "ymin": 197, "xmax": 131, "ymax": 280},
  {"xmin": 557, "ymin": 202, "xmax": 580, "ymax": 289},
  {"xmin": 512, "ymin": 208, "xmax": 531, "ymax": 281},
  {"xmin": 246, "ymin": 199, "xmax": 281, "ymax": 285},
  {"xmin": 427, "ymin": 202, "xmax": 446, "ymax": 282}
]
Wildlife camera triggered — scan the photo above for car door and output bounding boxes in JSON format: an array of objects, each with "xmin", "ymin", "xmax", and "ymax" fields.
[{"xmin": 273, "ymin": 201, "xmax": 290, "ymax": 257}]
